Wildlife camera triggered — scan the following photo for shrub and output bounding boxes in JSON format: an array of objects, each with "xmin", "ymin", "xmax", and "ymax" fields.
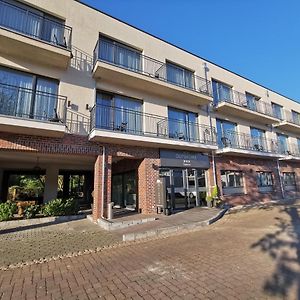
[
  {"xmin": 0, "ymin": 202, "xmax": 17, "ymax": 221},
  {"xmin": 24, "ymin": 205, "xmax": 40, "ymax": 219},
  {"xmin": 42, "ymin": 198, "xmax": 78, "ymax": 217}
]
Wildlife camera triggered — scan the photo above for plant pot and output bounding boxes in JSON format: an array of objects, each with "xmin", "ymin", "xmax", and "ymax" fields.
[{"xmin": 207, "ymin": 201, "xmax": 213, "ymax": 208}]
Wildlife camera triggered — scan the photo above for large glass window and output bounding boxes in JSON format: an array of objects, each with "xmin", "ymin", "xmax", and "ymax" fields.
[
  {"xmin": 0, "ymin": 67, "xmax": 58, "ymax": 120},
  {"xmin": 277, "ymin": 133, "xmax": 289, "ymax": 154},
  {"xmin": 216, "ymin": 119, "xmax": 237, "ymax": 148},
  {"xmin": 221, "ymin": 171, "xmax": 243, "ymax": 188},
  {"xmin": 166, "ymin": 62, "xmax": 194, "ymax": 89},
  {"xmin": 212, "ymin": 80, "xmax": 232, "ymax": 105},
  {"xmin": 257, "ymin": 172, "xmax": 273, "ymax": 187},
  {"xmin": 250, "ymin": 127, "xmax": 266, "ymax": 151},
  {"xmin": 292, "ymin": 110, "xmax": 300, "ymax": 125},
  {"xmin": 168, "ymin": 107, "xmax": 198, "ymax": 141},
  {"xmin": 283, "ymin": 172, "xmax": 296, "ymax": 186},
  {"xmin": 272, "ymin": 102, "xmax": 283, "ymax": 120},
  {"xmin": 0, "ymin": 0, "xmax": 67, "ymax": 47},
  {"xmin": 95, "ymin": 92, "xmax": 143, "ymax": 134},
  {"xmin": 99, "ymin": 36, "xmax": 141, "ymax": 72},
  {"xmin": 246, "ymin": 92, "xmax": 260, "ymax": 111}
]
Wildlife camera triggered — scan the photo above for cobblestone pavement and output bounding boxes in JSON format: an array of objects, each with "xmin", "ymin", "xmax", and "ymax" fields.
[
  {"xmin": 0, "ymin": 218, "xmax": 121, "ymax": 267},
  {"xmin": 1, "ymin": 202, "xmax": 300, "ymax": 299}
]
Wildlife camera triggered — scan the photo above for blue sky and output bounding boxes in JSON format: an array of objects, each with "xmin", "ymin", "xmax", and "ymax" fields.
[{"xmin": 82, "ymin": 0, "xmax": 300, "ymax": 102}]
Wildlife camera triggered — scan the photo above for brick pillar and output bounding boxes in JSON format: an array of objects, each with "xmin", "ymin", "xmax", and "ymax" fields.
[
  {"xmin": 138, "ymin": 158, "xmax": 159, "ymax": 214},
  {"xmin": 92, "ymin": 151, "xmax": 112, "ymax": 221}
]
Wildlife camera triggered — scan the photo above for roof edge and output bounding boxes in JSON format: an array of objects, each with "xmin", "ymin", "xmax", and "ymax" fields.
[{"xmin": 75, "ymin": 0, "xmax": 299, "ymax": 105}]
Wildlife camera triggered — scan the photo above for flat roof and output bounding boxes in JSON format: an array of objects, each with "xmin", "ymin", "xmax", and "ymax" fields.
[{"xmin": 76, "ymin": 0, "xmax": 299, "ymax": 105}]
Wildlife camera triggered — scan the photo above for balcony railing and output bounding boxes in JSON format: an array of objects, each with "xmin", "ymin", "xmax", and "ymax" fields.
[
  {"xmin": 218, "ymin": 130, "xmax": 279, "ymax": 153},
  {"xmin": 0, "ymin": 83, "xmax": 67, "ymax": 123},
  {"xmin": 90, "ymin": 104, "xmax": 217, "ymax": 146},
  {"xmin": 215, "ymin": 88, "xmax": 276, "ymax": 118},
  {"xmin": 0, "ymin": 0, "xmax": 72, "ymax": 50},
  {"xmin": 93, "ymin": 39, "xmax": 212, "ymax": 97},
  {"xmin": 288, "ymin": 143, "xmax": 300, "ymax": 157},
  {"xmin": 284, "ymin": 110, "xmax": 300, "ymax": 126}
]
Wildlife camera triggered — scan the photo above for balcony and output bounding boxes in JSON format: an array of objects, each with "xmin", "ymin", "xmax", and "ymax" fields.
[
  {"xmin": 216, "ymin": 130, "xmax": 284, "ymax": 158},
  {"xmin": 0, "ymin": 83, "xmax": 66, "ymax": 137},
  {"xmin": 214, "ymin": 89, "xmax": 279, "ymax": 125},
  {"xmin": 92, "ymin": 39, "xmax": 212, "ymax": 105},
  {"xmin": 273, "ymin": 110, "xmax": 300, "ymax": 133},
  {"xmin": 277, "ymin": 142, "xmax": 300, "ymax": 161},
  {"xmin": 89, "ymin": 104, "xmax": 217, "ymax": 151},
  {"xmin": 0, "ymin": 0, "xmax": 72, "ymax": 69}
]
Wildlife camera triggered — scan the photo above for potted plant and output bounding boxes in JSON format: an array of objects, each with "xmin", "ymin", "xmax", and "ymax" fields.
[{"xmin": 206, "ymin": 195, "xmax": 213, "ymax": 208}]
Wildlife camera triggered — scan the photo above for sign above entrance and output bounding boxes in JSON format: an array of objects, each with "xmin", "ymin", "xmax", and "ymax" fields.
[{"xmin": 160, "ymin": 150, "xmax": 210, "ymax": 169}]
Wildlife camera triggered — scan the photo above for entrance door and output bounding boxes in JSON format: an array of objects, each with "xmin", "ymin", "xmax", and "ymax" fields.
[
  {"xmin": 173, "ymin": 169, "xmax": 188, "ymax": 210},
  {"xmin": 159, "ymin": 168, "xmax": 207, "ymax": 211},
  {"xmin": 111, "ymin": 171, "xmax": 138, "ymax": 211}
]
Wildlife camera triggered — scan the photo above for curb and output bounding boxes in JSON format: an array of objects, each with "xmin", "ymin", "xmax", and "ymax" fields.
[{"xmin": 122, "ymin": 208, "xmax": 228, "ymax": 242}]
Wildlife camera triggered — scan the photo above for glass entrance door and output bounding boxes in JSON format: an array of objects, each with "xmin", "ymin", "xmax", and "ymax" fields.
[
  {"xmin": 111, "ymin": 171, "xmax": 137, "ymax": 211},
  {"xmin": 159, "ymin": 168, "xmax": 207, "ymax": 211}
]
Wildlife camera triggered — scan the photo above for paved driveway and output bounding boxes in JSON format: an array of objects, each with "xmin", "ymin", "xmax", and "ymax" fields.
[{"xmin": 0, "ymin": 202, "xmax": 300, "ymax": 299}]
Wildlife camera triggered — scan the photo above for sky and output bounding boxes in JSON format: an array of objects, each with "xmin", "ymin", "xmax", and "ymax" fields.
[{"xmin": 82, "ymin": 0, "xmax": 300, "ymax": 102}]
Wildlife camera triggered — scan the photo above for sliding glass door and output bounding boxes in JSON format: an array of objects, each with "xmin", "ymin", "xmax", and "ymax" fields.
[
  {"xmin": 96, "ymin": 92, "xmax": 143, "ymax": 134},
  {"xmin": 168, "ymin": 107, "xmax": 198, "ymax": 142},
  {"xmin": 0, "ymin": 67, "xmax": 59, "ymax": 120}
]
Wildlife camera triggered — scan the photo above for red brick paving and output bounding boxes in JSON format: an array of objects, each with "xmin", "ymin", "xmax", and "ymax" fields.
[{"xmin": 1, "ymin": 203, "xmax": 300, "ymax": 299}]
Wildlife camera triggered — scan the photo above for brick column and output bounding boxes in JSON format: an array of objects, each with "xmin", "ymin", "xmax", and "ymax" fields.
[
  {"xmin": 92, "ymin": 151, "xmax": 112, "ymax": 221},
  {"xmin": 138, "ymin": 157, "xmax": 159, "ymax": 214}
]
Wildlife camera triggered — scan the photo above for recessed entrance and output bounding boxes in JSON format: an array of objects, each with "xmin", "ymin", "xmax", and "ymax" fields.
[{"xmin": 111, "ymin": 157, "xmax": 141, "ymax": 216}]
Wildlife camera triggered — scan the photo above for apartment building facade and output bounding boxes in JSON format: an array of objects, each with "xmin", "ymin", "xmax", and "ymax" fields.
[{"xmin": 0, "ymin": 0, "xmax": 299, "ymax": 220}]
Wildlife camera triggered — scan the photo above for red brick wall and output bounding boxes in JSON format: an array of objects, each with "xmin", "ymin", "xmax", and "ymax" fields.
[
  {"xmin": 0, "ymin": 132, "xmax": 100, "ymax": 155},
  {"xmin": 214, "ymin": 155, "xmax": 283, "ymax": 205}
]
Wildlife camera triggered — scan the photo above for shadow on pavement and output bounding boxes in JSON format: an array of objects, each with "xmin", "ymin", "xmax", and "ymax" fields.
[{"xmin": 251, "ymin": 199, "xmax": 300, "ymax": 298}]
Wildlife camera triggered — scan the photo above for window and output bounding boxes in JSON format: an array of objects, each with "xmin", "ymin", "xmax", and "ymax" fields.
[
  {"xmin": 297, "ymin": 138, "xmax": 300, "ymax": 153},
  {"xmin": 272, "ymin": 103, "xmax": 283, "ymax": 120},
  {"xmin": 212, "ymin": 80, "xmax": 232, "ymax": 105},
  {"xmin": 167, "ymin": 107, "xmax": 198, "ymax": 141},
  {"xmin": 221, "ymin": 171, "xmax": 243, "ymax": 188},
  {"xmin": 0, "ymin": 66, "xmax": 58, "ymax": 120},
  {"xmin": 257, "ymin": 172, "xmax": 273, "ymax": 187},
  {"xmin": 283, "ymin": 172, "xmax": 296, "ymax": 186},
  {"xmin": 166, "ymin": 62, "xmax": 194, "ymax": 89},
  {"xmin": 250, "ymin": 127, "xmax": 266, "ymax": 151},
  {"xmin": 245, "ymin": 92, "xmax": 260, "ymax": 112},
  {"xmin": 95, "ymin": 92, "xmax": 142, "ymax": 134},
  {"xmin": 216, "ymin": 119, "xmax": 237, "ymax": 148},
  {"xmin": 277, "ymin": 133, "xmax": 289, "ymax": 154},
  {"xmin": 292, "ymin": 110, "xmax": 300, "ymax": 125},
  {"xmin": 99, "ymin": 36, "xmax": 142, "ymax": 71},
  {"xmin": 0, "ymin": 0, "xmax": 67, "ymax": 47}
]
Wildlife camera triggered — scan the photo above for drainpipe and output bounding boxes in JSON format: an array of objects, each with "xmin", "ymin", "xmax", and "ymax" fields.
[
  {"xmin": 101, "ymin": 145, "xmax": 106, "ymax": 219},
  {"xmin": 277, "ymin": 159, "xmax": 285, "ymax": 200},
  {"xmin": 211, "ymin": 151, "xmax": 217, "ymax": 187}
]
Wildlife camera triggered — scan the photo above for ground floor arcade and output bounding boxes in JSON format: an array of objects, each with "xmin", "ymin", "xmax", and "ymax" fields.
[{"xmin": 0, "ymin": 132, "xmax": 300, "ymax": 221}]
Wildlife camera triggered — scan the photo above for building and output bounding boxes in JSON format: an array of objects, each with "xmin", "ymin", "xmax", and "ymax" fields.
[{"xmin": 0, "ymin": 0, "xmax": 299, "ymax": 221}]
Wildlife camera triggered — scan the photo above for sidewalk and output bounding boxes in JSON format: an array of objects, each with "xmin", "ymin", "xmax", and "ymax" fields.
[{"xmin": 108, "ymin": 207, "xmax": 226, "ymax": 241}]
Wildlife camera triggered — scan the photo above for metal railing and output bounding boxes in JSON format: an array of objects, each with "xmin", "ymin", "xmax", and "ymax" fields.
[
  {"xmin": 93, "ymin": 39, "xmax": 212, "ymax": 97},
  {"xmin": 90, "ymin": 104, "xmax": 217, "ymax": 145},
  {"xmin": 218, "ymin": 130, "xmax": 279, "ymax": 153},
  {"xmin": 284, "ymin": 110, "xmax": 300, "ymax": 126},
  {"xmin": 214, "ymin": 87, "xmax": 276, "ymax": 118},
  {"xmin": 0, "ymin": 0, "xmax": 72, "ymax": 50},
  {"xmin": 0, "ymin": 82, "xmax": 67, "ymax": 123},
  {"xmin": 288, "ymin": 143, "xmax": 300, "ymax": 157}
]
